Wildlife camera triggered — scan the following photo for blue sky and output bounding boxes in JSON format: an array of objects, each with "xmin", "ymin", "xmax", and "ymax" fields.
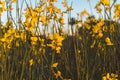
[
  {"xmin": 70, "ymin": 0, "xmax": 120, "ymax": 18},
  {"xmin": 72, "ymin": 0, "xmax": 98, "ymax": 16},
  {"xmin": 1, "ymin": 0, "xmax": 120, "ymax": 34},
  {"xmin": 54, "ymin": 0, "xmax": 98, "ymax": 18},
  {"xmin": 1, "ymin": 0, "xmax": 120, "ymax": 24}
]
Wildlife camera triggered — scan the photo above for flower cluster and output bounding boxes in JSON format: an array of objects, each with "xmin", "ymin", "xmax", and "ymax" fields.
[
  {"xmin": 114, "ymin": 4, "xmax": 120, "ymax": 19},
  {"xmin": 47, "ymin": 33, "xmax": 64, "ymax": 53},
  {"xmin": 102, "ymin": 73, "xmax": 118, "ymax": 80},
  {"xmin": 0, "ymin": 1, "xmax": 6, "ymax": 16},
  {"xmin": 105, "ymin": 37, "xmax": 113, "ymax": 46}
]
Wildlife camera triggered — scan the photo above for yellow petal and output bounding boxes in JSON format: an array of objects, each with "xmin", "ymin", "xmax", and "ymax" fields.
[{"xmin": 51, "ymin": 62, "xmax": 58, "ymax": 68}]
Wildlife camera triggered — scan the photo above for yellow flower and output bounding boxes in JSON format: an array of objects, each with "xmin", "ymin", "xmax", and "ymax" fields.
[
  {"xmin": 47, "ymin": 3, "xmax": 55, "ymax": 14},
  {"xmin": 59, "ymin": 17, "xmax": 64, "ymax": 26},
  {"xmin": 77, "ymin": 50, "xmax": 80, "ymax": 54},
  {"xmin": 38, "ymin": 59, "xmax": 40, "ymax": 64},
  {"xmin": 55, "ymin": 8, "xmax": 61, "ymax": 13},
  {"xmin": 102, "ymin": 76, "xmax": 107, "ymax": 80},
  {"xmin": 30, "ymin": 37, "xmax": 38, "ymax": 42},
  {"xmin": 98, "ymin": 32, "xmax": 103, "ymax": 38},
  {"xmin": 23, "ymin": 7, "xmax": 39, "ymax": 31},
  {"xmin": 66, "ymin": 6, "xmax": 73, "ymax": 11},
  {"xmin": 80, "ymin": 9, "xmax": 89, "ymax": 17},
  {"xmin": 100, "ymin": 0, "xmax": 110, "ymax": 6},
  {"xmin": 47, "ymin": 0, "xmax": 58, "ymax": 2},
  {"xmin": 29, "ymin": 59, "xmax": 33, "ymax": 66},
  {"xmin": 105, "ymin": 37, "xmax": 113, "ymax": 46},
  {"xmin": 34, "ymin": 7, "xmax": 42, "ymax": 13},
  {"xmin": 102, "ymin": 73, "xmax": 118, "ymax": 80},
  {"xmin": 39, "ymin": 38, "xmax": 45, "ymax": 47},
  {"xmin": 92, "ymin": 19, "xmax": 104, "ymax": 34},
  {"xmin": 0, "ymin": 1, "xmax": 6, "ymax": 16},
  {"xmin": 47, "ymin": 44, "xmax": 55, "ymax": 50},
  {"xmin": 54, "ymin": 71, "xmax": 61, "ymax": 78},
  {"xmin": 54, "ymin": 15, "xmax": 59, "ymax": 21},
  {"xmin": 111, "ymin": 73, "xmax": 118, "ymax": 78},
  {"xmin": 41, "ymin": 15, "xmax": 47, "ymax": 25},
  {"xmin": 12, "ymin": 0, "xmax": 17, "ymax": 3},
  {"xmin": 95, "ymin": 3, "xmax": 102, "ymax": 13},
  {"xmin": 16, "ymin": 41, "xmax": 19, "ymax": 47},
  {"xmin": 56, "ymin": 47, "xmax": 61, "ymax": 53},
  {"xmin": 7, "ymin": 44, "xmax": 12, "ymax": 49},
  {"xmin": 83, "ymin": 23, "xmax": 91, "ymax": 30},
  {"xmin": 90, "ymin": 40, "xmax": 96, "ymax": 48},
  {"xmin": 20, "ymin": 32, "xmax": 26, "ymax": 42},
  {"xmin": 106, "ymin": 73, "xmax": 110, "ymax": 79},
  {"xmin": 114, "ymin": 4, "xmax": 120, "ymax": 19},
  {"xmin": 15, "ymin": 33, "xmax": 20, "ymax": 38},
  {"xmin": 114, "ymin": 74, "xmax": 118, "ymax": 78},
  {"xmin": 7, "ymin": 29, "xmax": 16, "ymax": 34},
  {"xmin": 51, "ymin": 62, "xmax": 58, "ymax": 68},
  {"xmin": 30, "ymin": 37, "xmax": 38, "ymax": 45},
  {"xmin": 0, "ymin": 38, "xmax": 6, "ymax": 42},
  {"xmin": 47, "ymin": 33, "xmax": 64, "ymax": 54},
  {"xmin": 62, "ymin": 0, "xmax": 68, "ymax": 7}
]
